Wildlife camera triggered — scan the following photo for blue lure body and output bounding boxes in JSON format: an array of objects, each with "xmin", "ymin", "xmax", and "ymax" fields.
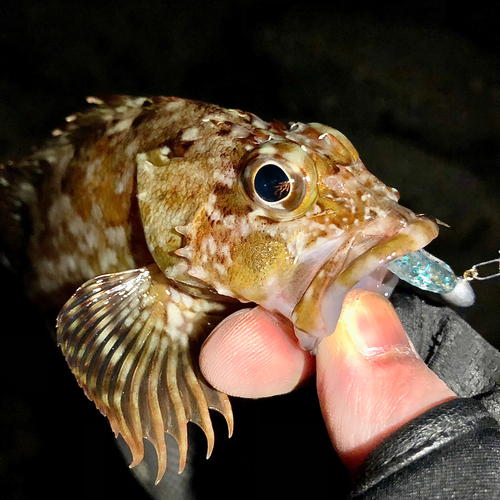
[{"xmin": 387, "ymin": 249, "xmax": 475, "ymax": 307}]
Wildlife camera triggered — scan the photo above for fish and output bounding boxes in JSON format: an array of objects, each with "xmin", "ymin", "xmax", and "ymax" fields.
[{"xmin": 0, "ymin": 96, "xmax": 438, "ymax": 483}]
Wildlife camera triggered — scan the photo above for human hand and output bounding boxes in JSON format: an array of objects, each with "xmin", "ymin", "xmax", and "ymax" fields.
[{"xmin": 199, "ymin": 289, "xmax": 456, "ymax": 476}]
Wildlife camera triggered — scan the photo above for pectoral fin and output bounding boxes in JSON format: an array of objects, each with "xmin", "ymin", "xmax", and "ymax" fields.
[{"xmin": 56, "ymin": 264, "xmax": 233, "ymax": 483}]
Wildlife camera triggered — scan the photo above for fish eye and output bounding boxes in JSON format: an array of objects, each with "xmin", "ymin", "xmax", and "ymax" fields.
[
  {"xmin": 254, "ymin": 164, "xmax": 291, "ymax": 202},
  {"xmin": 241, "ymin": 142, "xmax": 318, "ymax": 220}
]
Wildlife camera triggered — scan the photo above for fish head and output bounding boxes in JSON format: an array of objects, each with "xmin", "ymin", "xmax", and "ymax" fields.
[{"xmin": 138, "ymin": 113, "xmax": 438, "ymax": 350}]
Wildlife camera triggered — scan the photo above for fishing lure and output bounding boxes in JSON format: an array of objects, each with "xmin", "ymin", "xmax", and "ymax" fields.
[{"xmin": 388, "ymin": 249, "xmax": 475, "ymax": 307}]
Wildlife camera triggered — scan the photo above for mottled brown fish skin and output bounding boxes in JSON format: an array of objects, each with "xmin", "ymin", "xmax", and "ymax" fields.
[{"xmin": 23, "ymin": 96, "xmax": 270, "ymax": 307}]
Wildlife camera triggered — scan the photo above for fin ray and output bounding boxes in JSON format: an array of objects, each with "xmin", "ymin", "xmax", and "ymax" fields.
[{"xmin": 57, "ymin": 264, "xmax": 233, "ymax": 481}]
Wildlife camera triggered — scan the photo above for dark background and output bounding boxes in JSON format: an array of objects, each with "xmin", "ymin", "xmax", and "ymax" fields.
[{"xmin": 1, "ymin": 1, "xmax": 499, "ymax": 499}]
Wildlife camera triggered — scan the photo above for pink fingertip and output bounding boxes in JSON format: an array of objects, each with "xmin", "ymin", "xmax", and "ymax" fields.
[{"xmin": 200, "ymin": 307, "xmax": 315, "ymax": 398}]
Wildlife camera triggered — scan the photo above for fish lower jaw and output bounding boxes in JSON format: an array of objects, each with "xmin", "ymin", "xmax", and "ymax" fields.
[
  {"xmin": 293, "ymin": 266, "xmax": 399, "ymax": 352},
  {"xmin": 292, "ymin": 217, "xmax": 439, "ymax": 351}
]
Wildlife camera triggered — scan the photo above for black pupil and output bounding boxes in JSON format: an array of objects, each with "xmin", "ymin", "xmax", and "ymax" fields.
[{"xmin": 254, "ymin": 164, "xmax": 291, "ymax": 202}]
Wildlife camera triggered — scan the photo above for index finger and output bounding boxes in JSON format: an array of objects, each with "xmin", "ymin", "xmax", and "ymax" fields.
[{"xmin": 199, "ymin": 306, "xmax": 316, "ymax": 398}]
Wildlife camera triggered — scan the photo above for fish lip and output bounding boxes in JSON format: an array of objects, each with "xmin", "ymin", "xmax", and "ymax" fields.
[{"xmin": 291, "ymin": 214, "xmax": 439, "ymax": 348}]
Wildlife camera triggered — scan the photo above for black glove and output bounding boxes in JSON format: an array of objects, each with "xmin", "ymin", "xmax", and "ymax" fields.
[{"xmin": 351, "ymin": 293, "xmax": 500, "ymax": 499}]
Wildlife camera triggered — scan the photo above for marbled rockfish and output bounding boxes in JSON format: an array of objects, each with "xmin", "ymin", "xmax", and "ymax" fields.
[{"xmin": 0, "ymin": 96, "xmax": 438, "ymax": 482}]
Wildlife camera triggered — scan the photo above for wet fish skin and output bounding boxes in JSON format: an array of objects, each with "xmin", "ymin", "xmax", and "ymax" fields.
[
  {"xmin": 0, "ymin": 96, "xmax": 438, "ymax": 482},
  {"xmin": 24, "ymin": 96, "xmax": 265, "ymax": 307}
]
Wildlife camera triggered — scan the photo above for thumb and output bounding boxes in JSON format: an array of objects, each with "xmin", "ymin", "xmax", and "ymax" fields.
[{"xmin": 316, "ymin": 289, "xmax": 456, "ymax": 475}]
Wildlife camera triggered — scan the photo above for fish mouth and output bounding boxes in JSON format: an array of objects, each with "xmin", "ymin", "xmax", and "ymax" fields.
[{"xmin": 291, "ymin": 214, "xmax": 439, "ymax": 351}]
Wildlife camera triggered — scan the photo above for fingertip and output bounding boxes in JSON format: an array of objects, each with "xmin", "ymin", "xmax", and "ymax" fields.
[
  {"xmin": 316, "ymin": 290, "xmax": 456, "ymax": 473},
  {"xmin": 200, "ymin": 307, "xmax": 315, "ymax": 398}
]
